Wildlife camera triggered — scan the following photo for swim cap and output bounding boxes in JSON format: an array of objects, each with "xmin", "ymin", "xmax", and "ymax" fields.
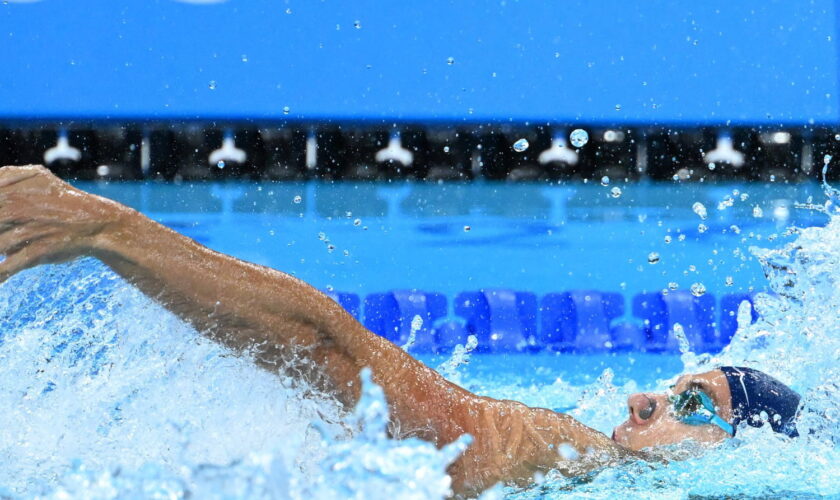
[{"xmin": 719, "ymin": 366, "xmax": 801, "ymax": 438}]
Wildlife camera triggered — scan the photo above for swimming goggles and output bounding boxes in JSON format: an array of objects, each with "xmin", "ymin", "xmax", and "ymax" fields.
[{"xmin": 668, "ymin": 388, "xmax": 734, "ymax": 436}]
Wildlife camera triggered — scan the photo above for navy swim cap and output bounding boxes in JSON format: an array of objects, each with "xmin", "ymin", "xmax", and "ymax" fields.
[{"xmin": 719, "ymin": 366, "xmax": 801, "ymax": 438}]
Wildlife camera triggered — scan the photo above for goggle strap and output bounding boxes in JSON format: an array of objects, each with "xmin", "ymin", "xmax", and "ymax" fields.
[{"xmin": 710, "ymin": 413, "xmax": 735, "ymax": 436}]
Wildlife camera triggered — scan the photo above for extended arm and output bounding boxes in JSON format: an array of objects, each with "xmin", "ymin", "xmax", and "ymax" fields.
[{"xmin": 0, "ymin": 165, "xmax": 629, "ymax": 496}]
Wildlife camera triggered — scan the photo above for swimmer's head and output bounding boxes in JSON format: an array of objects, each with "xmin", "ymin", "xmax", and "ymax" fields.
[{"xmin": 611, "ymin": 367, "xmax": 800, "ymax": 451}]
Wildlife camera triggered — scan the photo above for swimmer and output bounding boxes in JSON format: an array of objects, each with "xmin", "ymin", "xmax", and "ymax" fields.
[{"xmin": 0, "ymin": 165, "xmax": 802, "ymax": 497}]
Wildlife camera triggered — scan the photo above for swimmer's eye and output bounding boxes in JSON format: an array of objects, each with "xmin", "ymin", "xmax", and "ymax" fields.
[{"xmin": 669, "ymin": 389, "xmax": 704, "ymax": 416}]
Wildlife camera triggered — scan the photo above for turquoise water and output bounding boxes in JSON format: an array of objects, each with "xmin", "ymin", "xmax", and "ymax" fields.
[{"xmin": 0, "ymin": 181, "xmax": 837, "ymax": 498}]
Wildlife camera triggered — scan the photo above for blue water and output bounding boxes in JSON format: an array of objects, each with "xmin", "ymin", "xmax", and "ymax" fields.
[
  {"xmin": 81, "ymin": 181, "xmax": 826, "ymax": 300},
  {"xmin": 0, "ymin": 180, "xmax": 837, "ymax": 498}
]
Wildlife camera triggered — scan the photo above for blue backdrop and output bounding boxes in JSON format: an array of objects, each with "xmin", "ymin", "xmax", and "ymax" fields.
[{"xmin": 1, "ymin": 0, "xmax": 837, "ymax": 125}]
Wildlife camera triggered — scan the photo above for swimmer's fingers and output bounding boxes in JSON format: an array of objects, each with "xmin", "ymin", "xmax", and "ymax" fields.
[
  {"xmin": 0, "ymin": 236, "xmax": 61, "ymax": 285},
  {"xmin": 0, "ymin": 225, "xmax": 55, "ymax": 258},
  {"xmin": 0, "ymin": 165, "xmax": 49, "ymax": 190}
]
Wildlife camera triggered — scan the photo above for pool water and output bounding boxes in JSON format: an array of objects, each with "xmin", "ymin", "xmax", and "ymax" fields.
[{"xmin": 0, "ymin": 181, "xmax": 837, "ymax": 498}]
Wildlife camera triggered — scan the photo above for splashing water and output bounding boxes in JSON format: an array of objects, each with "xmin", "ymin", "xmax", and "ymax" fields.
[
  {"xmin": 401, "ymin": 315, "xmax": 423, "ymax": 352},
  {"xmin": 2, "ymin": 188, "xmax": 840, "ymax": 497},
  {"xmin": 0, "ymin": 261, "xmax": 465, "ymax": 499}
]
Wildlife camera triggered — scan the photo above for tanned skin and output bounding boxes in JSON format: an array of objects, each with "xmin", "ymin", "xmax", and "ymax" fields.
[{"xmin": 0, "ymin": 165, "xmax": 632, "ymax": 497}]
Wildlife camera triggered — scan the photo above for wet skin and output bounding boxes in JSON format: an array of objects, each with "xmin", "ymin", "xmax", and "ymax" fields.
[{"xmin": 0, "ymin": 165, "xmax": 732, "ymax": 497}]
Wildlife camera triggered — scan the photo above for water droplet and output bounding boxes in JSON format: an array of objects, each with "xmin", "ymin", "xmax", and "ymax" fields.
[
  {"xmin": 570, "ymin": 129, "xmax": 589, "ymax": 148},
  {"xmin": 678, "ymin": 234, "xmax": 686, "ymax": 241},
  {"xmin": 512, "ymin": 138, "xmax": 529, "ymax": 152},
  {"xmin": 600, "ymin": 176, "xmax": 610, "ymax": 186},
  {"xmin": 698, "ymin": 223, "xmax": 708, "ymax": 233},
  {"xmin": 208, "ymin": 80, "xmax": 217, "ymax": 90},
  {"xmin": 446, "ymin": 56, "xmax": 455, "ymax": 65},
  {"xmin": 690, "ymin": 282, "xmax": 707, "ymax": 297},
  {"xmin": 668, "ymin": 282, "xmax": 679, "ymax": 290},
  {"xmin": 692, "ymin": 202, "xmax": 708, "ymax": 220},
  {"xmin": 753, "ymin": 205, "xmax": 764, "ymax": 218},
  {"xmin": 740, "ymin": 193, "xmax": 750, "ymax": 201},
  {"xmin": 615, "ymin": 104, "xmax": 622, "ymax": 111},
  {"xmin": 216, "ymin": 160, "xmax": 225, "ymax": 169},
  {"xmin": 463, "ymin": 225, "xmax": 471, "ymax": 232},
  {"xmin": 664, "ymin": 235, "xmax": 672, "ymax": 244},
  {"xmin": 354, "ymin": 20, "xmax": 361, "ymax": 29},
  {"xmin": 648, "ymin": 252, "xmax": 661, "ymax": 264},
  {"xmin": 327, "ymin": 244, "xmax": 336, "ymax": 253},
  {"xmin": 725, "ymin": 276, "xmax": 734, "ymax": 287},
  {"xmin": 610, "ymin": 186, "xmax": 622, "ymax": 198},
  {"xmin": 835, "ymin": 134, "xmax": 840, "ymax": 141},
  {"xmin": 241, "ymin": 54, "xmax": 248, "ymax": 63},
  {"xmin": 353, "ymin": 218, "xmax": 362, "ymax": 226},
  {"xmin": 283, "ymin": 106, "xmax": 290, "ymax": 115},
  {"xmin": 708, "ymin": 162, "xmax": 716, "ymax": 171},
  {"xmin": 293, "ymin": 195, "xmax": 302, "ymax": 204},
  {"xmin": 285, "ymin": 7, "xmax": 292, "ymax": 14},
  {"xmin": 443, "ymin": 146, "xmax": 450, "ymax": 153}
]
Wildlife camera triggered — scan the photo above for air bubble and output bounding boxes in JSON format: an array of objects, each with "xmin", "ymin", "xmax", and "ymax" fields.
[
  {"xmin": 610, "ymin": 186, "xmax": 622, "ymax": 198},
  {"xmin": 600, "ymin": 176, "xmax": 610, "ymax": 186},
  {"xmin": 690, "ymin": 282, "xmax": 707, "ymax": 297},
  {"xmin": 570, "ymin": 129, "xmax": 589, "ymax": 148},
  {"xmin": 512, "ymin": 138, "xmax": 529, "ymax": 152},
  {"xmin": 648, "ymin": 252, "xmax": 660, "ymax": 264},
  {"xmin": 692, "ymin": 202, "xmax": 708, "ymax": 220}
]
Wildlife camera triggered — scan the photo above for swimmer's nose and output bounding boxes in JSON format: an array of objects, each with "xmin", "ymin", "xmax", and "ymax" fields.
[{"xmin": 627, "ymin": 393, "xmax": 657, "ymax": 425}]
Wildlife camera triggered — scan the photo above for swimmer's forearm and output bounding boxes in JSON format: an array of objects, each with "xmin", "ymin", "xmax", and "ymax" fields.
[{"xmin": 91, "ymin": 209, "xmax": 477, "ymax": 441}]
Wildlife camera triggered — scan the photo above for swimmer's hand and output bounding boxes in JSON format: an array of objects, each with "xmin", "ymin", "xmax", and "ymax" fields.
[{"xmin": 0, "ymin": 165, "xmax": 131, "ymax": 283}]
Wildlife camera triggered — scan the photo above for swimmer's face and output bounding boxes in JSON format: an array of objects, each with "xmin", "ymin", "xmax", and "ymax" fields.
[{"xmin": 611, "ymin": 369, "xmax": 732, "ymax": 451}]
